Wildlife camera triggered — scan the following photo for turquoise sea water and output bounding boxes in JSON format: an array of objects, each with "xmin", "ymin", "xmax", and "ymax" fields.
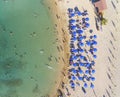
[{"xmin": 0, "ymin": 0, "xmax": 59, "ymax": 97}]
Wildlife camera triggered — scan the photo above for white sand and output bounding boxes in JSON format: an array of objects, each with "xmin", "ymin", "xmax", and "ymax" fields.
[{"xmin": 53, "ymin": 0, "xmax": 120, "ymax": 97}]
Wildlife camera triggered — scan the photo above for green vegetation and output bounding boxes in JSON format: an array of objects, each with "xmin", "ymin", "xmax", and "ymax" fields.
[
  {"xmin": 101, "ymin": 18, "xmax": 108, "ymax": 25},
  {"xmin": 99, "ymin": 12, "xmax": 108, "ymax": 25}
]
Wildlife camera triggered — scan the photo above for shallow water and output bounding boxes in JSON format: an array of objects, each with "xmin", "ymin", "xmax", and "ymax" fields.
[{"xmin": 0, "ymin": 0, "xmax": 59, "ymax": 97}]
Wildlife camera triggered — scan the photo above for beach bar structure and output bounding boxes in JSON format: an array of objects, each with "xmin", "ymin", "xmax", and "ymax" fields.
[{"xmin": 92, "ymin": 0, "xmax": 107, "ymax": 13}]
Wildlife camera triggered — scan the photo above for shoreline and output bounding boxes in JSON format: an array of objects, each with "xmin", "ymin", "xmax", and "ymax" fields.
[{"xmin": 45, "ymin": 0, "xmax": 70, "ymax": 96}]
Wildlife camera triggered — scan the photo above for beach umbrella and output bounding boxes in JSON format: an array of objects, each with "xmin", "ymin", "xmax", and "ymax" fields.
[
  {"xmin": 69, "ymin": 19, "xmax": 76, "ymax": 24},
  {"xmin": 71, "ymin": 75, "xmax": 76, "ymax": 80},
  {"xmin": 85, "ymin": 70, "xmax": 90, "ymax": 74},
  {"xmin": 93, "ymin": 55, "xmax": 97, "ymax": 59},
  {"xmin": 90, "ymin": 36, "xmax": 93, "ymax": 39},
  {"xmin": 85, "ymin": 17, "xmax": 89, "ymax": 21},
  {"xmin": 77, "ymin": 29, "xmax": 83, "ymax": 34},
  {"xmin": 91, "ymin": 61, "xmax": 95, "ymax": 65},
  {"xmin": 91, "ymin": 77, "xmax": 95, "ymax": 81},
  {"xmin": 74, "ymin": 7, "xmax": 79, "ymax": 12},
  {"xmin": 72, "ymin": 31, "xmax": 77, "ymax": 36},
  {"xmin": 91, "ymin": 69, "xmax": 96, "ymax": 74},
  {"xmin": 73, "ymin": 63, "xmax": 77, "ymax": 67},
  {"xmin": 78, "ymin": 36, "xmax": 84, "ymax": 41},
  {"xmin": 77, "ymin": 11, "xmax": 82, "ymax": 16},
  {"xmin": 93, "ymin": 35, "xmax": 97, "ymax": 39},
  {"xmin": 92, "ymin": 40, "xmax": 97, "ymax": 45},
  {"xmin": 86, "ymin": 41, "xmax": 91, "ymax": 46},
  {"xmin": 79, "ymin": 62, "xmax": 84, "ymax": 66},
  {"xmin": 70, "ymin": 25, "xmax": 77, "ymax": 30},
  {"xmin": 79, "ymin": 42, "xmax": 84, "ymax": 47},
  {"xmin": 72, "ymin": 69, "xmax": 77, "ymax": 74},
  {"xmin": 86, "ymin": 63, "xmax": 91, "ymax": 68},
  {"xmin": 71, "ymin": 49, "xmax": 77, "ymax": 53},
  {"xmin": 79, "ymin": 69, "xmax": 84, "ymax": 74},
  {"xmin": 89, "ymin": 49, "xmax": 93, "ymax": 53},
  {"xmin": 69, "ymin": 13, "xmax": 75, "ymax": 18},
  {"xmin": 73, "ymin": 56, "xmax": 78, "ymax": 60},
  {"xmin": 68, "ymin": 8, "xmax": 73, "ymax": 13},
  {"xmin": 71, "ymin": 37, "xmax": 77, "ymax": 41},
  {"xmin": 78, "ymin": 76, "xmax": 83, "ymax": 80},
  {"xmin": 80, "ymin": 55, "xmax": 84, "ymax": 59},
  {"xmin": 70, "ymin": 82, "xmax": 75, "ymax": 88},
  {"xmin": 83, "ymin": 36, "xmax": 86, "ymax": 39},
  {"xmin": 84, "ymin": 83, "xmax": 88, "ymax": 88},
  {"xmin": 90, "ymin": 83, "xmax": 94, "ymax": 89},
  {"xmin": 85, "ymin": 23, "xmax": 90, "ymax": 28},
  {"xmin": 83, "ymin": 10, "xmax": 88, "ymax": 16},
  {"xmin": 93, "ymin": 48, "xmax": 97, "ymax": 52},
  {"xmin": 79, "ymin": 49, "xmax": 84, "ymax": 53},
  {"xmin": 89, "ymin": 29, "xmax": 93, "ymax": 33}
]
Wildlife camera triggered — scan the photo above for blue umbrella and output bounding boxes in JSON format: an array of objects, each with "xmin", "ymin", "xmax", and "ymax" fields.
[
  {"xmin": 69, "ymin": 19, "xmax": 76, "ymax": 24},
  {"xmin": 79, "ymin": 69, "xmax": 83, "ymax": 74},
  {"xmin": 90, "ymin": 36, "xmax": 93, "ymax": 39},
  {"xmin": 74, "ymin": 7, "xmax": 79, "ymax": 12},
  {"xmin": 91, "ymin": 69, "xmax": 96, "ymax": 74},
  {"xmin": 85, "ymin": 23, "xmax": 90, "ymax": 28},
  {"xmin": 78, "ymin": 36, "xmax": 84, "ymax": 41},
  {"xmin": 78, "ymin": 76, "xmax": 83, "ymax": 80},
  {"xmin": 92, "ymin": 40, "xmax": 97, "ymax": 45},
  {"xmin": 86, "ymin": 63, "xmax": 91, "ymax": 68},
  {"xmin": 77, "ymin": 11, "xmax": 82, "ymax": 16},
  {"xmin": 70, "ymin": 25, "xmax": 77, "ymax": 30},
  {"xmin": 79, "ymin": 42, "xmax": 84, "ymax": 47},
  {"xmin": 83, "ymin": 36, "xmax": 86, "ymax": 39},
  {"xmin": 71, "ymin": 49, "xmax": 78, "ymax": 53},
  {"xmin": 91, "ymin": 61, "xmax": 95, "ymax": 65},
  {"xmin": 72, "ymin": 31, "xmax": 77, "ymax": 36},
  {"xmin": 70, "ymin": 13, "xmax": 75, "ymax": 17},
  {"xmin": 93, "ymin": 35, "xmax": 97, "ymax": 39},
  {"xmin": 73, "ymin": 63, "xmax": 77, "ymax": 67},
  {"xmin": 85, "ymin": 70, "xmax": 90, "ymax": 74},
  {"xmin": 77, "ymin": 29, "xmax": 83, "ymax": 34},
  {"xmin": 80, "ymin": 55, "xmax": 84, "ymax": 59},
  {"xmin": 89, "ymin": 29, "xmax": 93, "ymax": 33},
  {"xmin": 68, "ymin": 8, "xmax": 73, "ymax": 13},
  {"xmin": 93, "ymin": 48, "xmax": 97, "ymax": 52},
  {"xmin": 93, "ymin": 55, "xmax": 97, "ymax": 59},
  {"xmin": 71, "ymin": 82, "xmax": 75, "ymax": 88},
  {"xmin": 71, "ymin": 75, "xmax": 76, "ymax": 80},
  {"xmin": 72, "ymin": 69, "xmax": 77, "ymax": 74},
  {"xmin": 89, "ymin": 49, "xmax": 93, "ymax": 53},
  {"xmin": 84, "ymin": 83, "xmax": 88, "ymax": 88},
  {"xmin": 86, "ymin": 41, "xmax": 91, "ymax": 46},
  {"xmin": 71, "ymin": 37, "xmax": 77, "ymax": 41},
  {"xmin": 90, "ymin": 83, "xmax": 94, "ymax": 88},
  {"xmin": 79, "ymin": 49, "xmax": 84, "ymax": 53},
  {"xmin": 79, "ymin": 63, "xmax": 84, "ymax": 66},
  {"xmin": 85, "ymin": 17, "xmax": 89, "ymax": 21},
  {"xmin": 91, "ymin": 77, "xmax": 95, "ymax": 81},
  {"xmin": 73, "ymin": 56, "xmax": 78, "ymax": 60}
]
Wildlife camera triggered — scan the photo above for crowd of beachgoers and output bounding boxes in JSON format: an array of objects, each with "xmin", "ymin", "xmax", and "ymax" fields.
[{"xmin": 67, "ymin": 6, "xmax": 98, "ymax": 93}]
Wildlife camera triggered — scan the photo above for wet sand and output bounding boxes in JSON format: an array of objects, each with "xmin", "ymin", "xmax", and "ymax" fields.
[{"xmin": 45, "ymin": 0, "xmax": 70, "ymax": 96}]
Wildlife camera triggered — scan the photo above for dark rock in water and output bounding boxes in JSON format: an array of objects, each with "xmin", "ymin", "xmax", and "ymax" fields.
[
  {"xmin": 1, "ymin": 57, "xmax": 25, "ymax": 70},
  {"xmin": 0, "ymin": 36, "xmax": 8, "ymax": 51},
  {"xmin": 3, "ymin": 89, "xmax": 18, "ymax": 97},
  {"xmin": 32, "ymin": 84, "xmax": 39, "ymax": 93},
  {"xmin": 2, "ymin": 79, "xmax": 23, "ymax": 87}
]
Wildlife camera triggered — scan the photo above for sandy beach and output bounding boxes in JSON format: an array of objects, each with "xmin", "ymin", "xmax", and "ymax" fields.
[{"xmin": 45, "ymin": 0, "xmax": 120, "ymax": 97}]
